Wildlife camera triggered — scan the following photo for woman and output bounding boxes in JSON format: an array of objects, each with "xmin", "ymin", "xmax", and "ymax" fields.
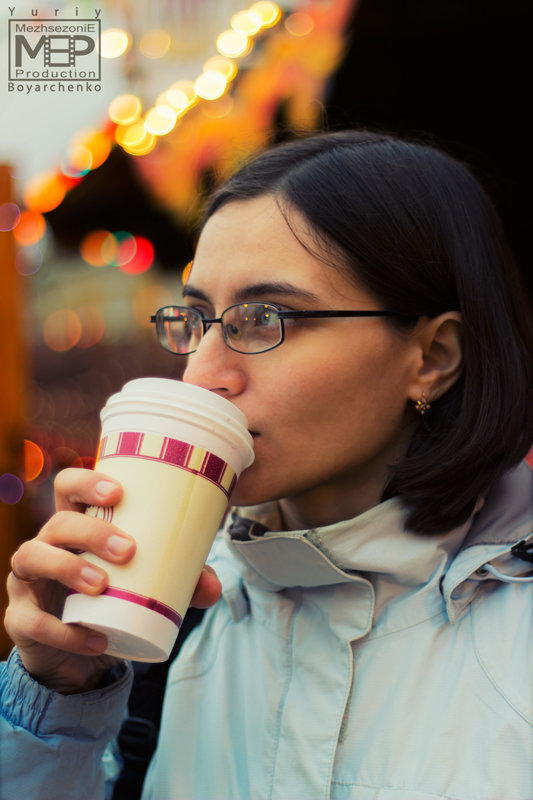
[{"xmin": 1, "ymin": 130, "xmax": 532, "ymax": 800}]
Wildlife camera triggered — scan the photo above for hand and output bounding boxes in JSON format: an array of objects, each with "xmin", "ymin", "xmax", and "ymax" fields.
[{"xmin": 4, "ymin": 468, "xmax": 222, "ymax": 694}]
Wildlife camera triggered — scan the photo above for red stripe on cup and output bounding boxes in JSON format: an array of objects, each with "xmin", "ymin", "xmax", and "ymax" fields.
[
  {"xmin": 161, "ymin": 437, "xmax": 192, "ymax": 468},
  {"xmin": 97, "ymin": 433, "xmax": 236, "ymax": 498},
  {"xmin": 118, "ymin": 432, "xmax": 143, "ymax": 456},
  {"xmin": 101, "ymin": 586, "xmax": 182, "ymax": 626}
]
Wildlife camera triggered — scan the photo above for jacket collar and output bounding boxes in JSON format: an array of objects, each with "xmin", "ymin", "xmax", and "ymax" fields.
[
  {"xmin": 222, "ymin": 462, "xmax": 533, "ymax": 624},
  {"xmin": 441, "ymin": 460, "xmax": 533, "ymax": 620}
]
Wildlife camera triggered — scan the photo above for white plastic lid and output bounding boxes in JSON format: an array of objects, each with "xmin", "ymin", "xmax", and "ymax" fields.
[{"xmin": 100, "ymin": 378, "xmax": 254, "ymax": 474}]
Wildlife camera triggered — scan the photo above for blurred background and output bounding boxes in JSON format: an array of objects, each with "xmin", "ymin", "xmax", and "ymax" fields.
[{"xmin": 0, "ymin": 0, "xmax": 530, "ymax": 658}]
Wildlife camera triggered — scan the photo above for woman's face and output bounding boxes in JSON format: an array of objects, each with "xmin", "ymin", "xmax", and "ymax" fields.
[{"xmin": 182, "ymin": 195, "xmax": 423, "ymax": 528}]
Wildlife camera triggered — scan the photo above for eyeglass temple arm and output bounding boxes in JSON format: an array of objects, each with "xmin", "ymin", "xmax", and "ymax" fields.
[{"xmin": 276, "ymin": 310, "xmax": 416, "ymax": 319}]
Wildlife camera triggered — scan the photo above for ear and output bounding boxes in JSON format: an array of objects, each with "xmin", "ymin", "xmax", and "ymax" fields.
[{"xmin": 408, "ymin": 312, "xmax": 463, "ymax": 404}]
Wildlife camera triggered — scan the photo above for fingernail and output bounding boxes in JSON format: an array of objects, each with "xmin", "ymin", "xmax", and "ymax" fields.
[
  {"xmin": 81, "ymin": 565, "xmax": 104, "ymax": 586},
  {"xmin": 107, "ymin": 534, "xmax": 132, "ymax": 556},
  {"xmin": 87, "ymin": 635, "xmax": 107, "ymax": 653},
  {"xmin": 95, "ymin": 480, "xmax": 117, "ymax": 498}
]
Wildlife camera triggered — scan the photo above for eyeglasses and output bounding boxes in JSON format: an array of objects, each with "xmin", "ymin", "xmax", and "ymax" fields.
[{"xmin": 150, "ymin": 302, "xmax": 416, "ymax": 356}]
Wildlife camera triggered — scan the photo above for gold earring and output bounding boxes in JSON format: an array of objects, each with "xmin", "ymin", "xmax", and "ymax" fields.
[{"xmin": 414, "ymin": 393, "xmax": 431, "ymax": 415}]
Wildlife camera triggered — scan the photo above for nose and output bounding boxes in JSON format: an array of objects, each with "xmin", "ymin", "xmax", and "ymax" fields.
[{"xmin": 181, "ymin": 325, "xmax": 247, "ymax": 397}]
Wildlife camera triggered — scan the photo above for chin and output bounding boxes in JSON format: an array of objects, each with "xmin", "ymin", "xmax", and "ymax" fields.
[{"xmin": 229, "ymin": 468, "xmax": 274, "ymax": 508}]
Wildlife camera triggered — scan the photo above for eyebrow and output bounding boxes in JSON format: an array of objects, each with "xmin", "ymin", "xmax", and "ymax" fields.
[{"xmin": 182, "ymin": 281, "xmax": 321, "ymax": 305}]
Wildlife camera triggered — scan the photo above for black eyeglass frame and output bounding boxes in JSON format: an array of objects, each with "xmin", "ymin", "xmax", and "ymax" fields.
[{"xmin": 150, "ymin": 302, "xmax": 419, "ymax": 355}]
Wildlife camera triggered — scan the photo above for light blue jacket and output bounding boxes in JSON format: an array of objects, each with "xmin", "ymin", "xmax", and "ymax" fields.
[{"xmin": 1, "ymin": 462, "xmax": 532, "ymax": 800}]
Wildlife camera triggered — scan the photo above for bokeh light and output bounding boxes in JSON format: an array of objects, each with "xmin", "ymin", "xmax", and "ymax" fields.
[
  {"xmin": 43, "ymin": 309, "xmax": 82, "ymax": 351},
  {"xmin": 109, "ymin": 94, "xmax": 142, "ymax": 125},
  {"xmin": 114, "ymin": 231, "xmax": 137, "ymax": 266},
  {"xmin": 12, "ymin": 210, "xmax": 46, "ymax": 246},
  {"xmin": 71, "ymin": 130, "xmax": 111, "ymax": 170},
  {"xmin": 119, "ymin": 236, "xmax": 154, "ymax": 274},
  {"xmin": 23, "ymin": 440, "xmax": 45, "ymax": 482},
  {"xmin": 166, "ymin": 80, "xmax": 197, "ymax": 113},
  {"xmin": 144, "ymin": 105, "xmax": 178, "ymax": 136},
  {"xmin": 203, "ymin": 56, "xmax": 237, "ymax": 82},
  {"xmin": 23, "ymin": 172, "xmax": 67, "ymax": 213},
  {"xmin": 76, "ymin": 305, "xmax": 106, "ymax": 348},
  {"xmin": 61, "ymin": 144, "xmax": 93, "ymax": 178},
  {"xmin": 101, "ymin": 28, "xmax": 131, "ymax": 58},
  {"xmin": 133, "ymin": 284, "xmax": 173, "ymax": 328},
  {"xmin": 0, "ymin": 474, "xmax": 24, "ymax": 505},
  {"xmin": 115, "ymin": 122, "xmax": 156, "ymax": 156},
  {"xmin": 194, "ymin": 71, "xmax": 228, "ymax": 101},
  {"xmin": 80, "ymin": 229, "xmax": 109, "ymax": 266},
  {"xmin": 216, "ymin": 29, "xmax": 251, "ymax": 58},
  {"xmin": 115, "ymin": 121, "xmax": 147, "ymax": 148},
  {"xmin": 182, "ymin": 260, "xmax": 193, "ymax": 284},
  {"xmin": 101, "ymin": 231, "xmax": 119, "ymax": 265},
  {"xmin": 15, "ymin": 245, "xmax": 43, "ymax": 276},
  {"xmin": 250, "ymin": 1, "xmax": 282, "ymax": 27},
  {"xmin": 201, "ymin": 95, "xmax": 235, "ymax": 119},
  {"xmin": 0, "ymin": 202, "xmax": 21, "ymax": 231},
  {"xmin": 285, "ymin": 12, "xmax": 314, "ymax": 36},
  {"xmin": 139, "ymin": 28, "xmax": 171, "ymax": 59},
  {"xmin": 231, "ymin": 10, "xmax": 262, "ymax": 36}
]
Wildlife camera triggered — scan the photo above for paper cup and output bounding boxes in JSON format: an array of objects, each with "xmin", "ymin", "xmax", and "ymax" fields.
[{"xmin": 62, "ymin": 378, "xmax": 254, "ymax": 662}]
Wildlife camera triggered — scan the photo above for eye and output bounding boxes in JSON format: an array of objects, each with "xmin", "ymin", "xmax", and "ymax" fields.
[
  {"xmin": 225, "ymin": 322, "xmax": 242, "ymax": 340},
  {"xmin": 258, "ymin": 306, "xmax": 273, "ymax": 325}
]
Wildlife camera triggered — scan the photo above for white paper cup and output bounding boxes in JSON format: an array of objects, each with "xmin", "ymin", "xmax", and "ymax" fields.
[{"xmin": 62, "ymin": 378, "xmax": 254, "ymax": 662}]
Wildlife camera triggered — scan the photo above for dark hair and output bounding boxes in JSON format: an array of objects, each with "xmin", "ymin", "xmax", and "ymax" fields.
[{"xmin": 202, "ymin": 130, "xmax": 533, "ymax": 533}]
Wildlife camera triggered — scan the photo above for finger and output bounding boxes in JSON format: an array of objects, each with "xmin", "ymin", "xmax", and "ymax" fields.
[
  {"xmin": 190, "ymin": 565, "xmax": 222, "ymax": 609},
  {"xmin": 6, "ymin": 600, "xmax": 108, "ymax": 656},
  {"xmin": 36, "ymin": 510, "xmax": 136, "ymax": 559},
  {"xmin": 14, "ymin": 521, "xmax": 135, "ymax": 589},
  {"xmin": 10, "ymin": 539, "xmax": 109, "ymax": 594},
  {"xmin": 54, "ymin": 467, "xmax": 122, "ymax": 513}
]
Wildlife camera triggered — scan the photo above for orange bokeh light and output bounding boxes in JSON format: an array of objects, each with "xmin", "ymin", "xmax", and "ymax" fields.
[
  {"xmin": 77, "ymin": 306, "xmax": 106, "ymax": 348},
  {"xmin": 182, "ymin": 260, "xmax": 193, "ymax": 284},
  {"xmin": 23, "ymin": 439, "xmax": 45, "ymax": 481},
  {"xmin": 23, "ymin": 172, "xmax": 67, "ymax": 213},
  {"xmin": 12, "ymin": 211, "xmax": 47, "ymax": 246},
  {"xmin": 80, "ymin": 230, "xmax": 109, "ymax": 266},
  {"xmin": 43, "ymin": 309, "xmax": 82, "ymax": 351}
]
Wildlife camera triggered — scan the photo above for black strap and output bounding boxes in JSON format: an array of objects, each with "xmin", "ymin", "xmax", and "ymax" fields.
[{"xmin": 111, "ymin": 607, "xmax": 205, "ymax": 800}]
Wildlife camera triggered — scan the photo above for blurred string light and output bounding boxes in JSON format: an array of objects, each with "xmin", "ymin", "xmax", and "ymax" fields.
[
  {"xmin": 139, "ymin": 29, "xmax": 172, "ymax": 59},
  {"xmin": 0, "ymin": 474, "xmax": 24, "ymax": 505},
  {"xmin": 76, "ymin": 306, "xmax": 106, "ymax": 348},
  {"xmin": 43, "ymin": 309, "xmax": 83, "ymax": 352},
  {"xmin": 23, "ymin": 439, "xmax": 44, "ymax": 482},
  {"xmin": 80, "ymin": 229, "xmax": 154, "ymax": 273},
  {"xmin": 12, "ymin": 211, "xmax": 46, "ymax": 246},
  {"xmin": 109, "ymin": 2, "xmax": 283, "ymax": 156},
  {"xmin": 0, "ymin": 202, "xmax": 21, "ymax": 231},
  {"xmin": 100, "ymin": 27, "xmax": 131, "ymax": 59},
  {"xmin": 41, "ymin": 305, "xmax": 106, "ymax": 352},
  {"xmin": 15, "ymin": 244, "xmax": 43, "ymax": 276},
  {"xmin": 284, "ymin": 12, "xmax": 315, "ymax": 36},
  {"xmin": 14, "ymin": 2, "xmax": 284, "ymax": 222}
]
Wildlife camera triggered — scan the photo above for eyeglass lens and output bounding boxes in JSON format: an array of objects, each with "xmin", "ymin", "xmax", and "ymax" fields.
[{"xmin": 156, "ymin": 303, "xmax": 283, "ymax": 354}]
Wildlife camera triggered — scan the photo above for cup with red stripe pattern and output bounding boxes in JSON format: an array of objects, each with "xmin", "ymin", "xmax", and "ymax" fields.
[{"xmin": 62, "ymin": 378, "xmax": 254, "ymax": 662}]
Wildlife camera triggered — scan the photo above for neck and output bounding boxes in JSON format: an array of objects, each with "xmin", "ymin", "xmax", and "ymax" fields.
[{"xmin": 278, "ymin": 469, "xmax": 391, "ymax": 531}]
